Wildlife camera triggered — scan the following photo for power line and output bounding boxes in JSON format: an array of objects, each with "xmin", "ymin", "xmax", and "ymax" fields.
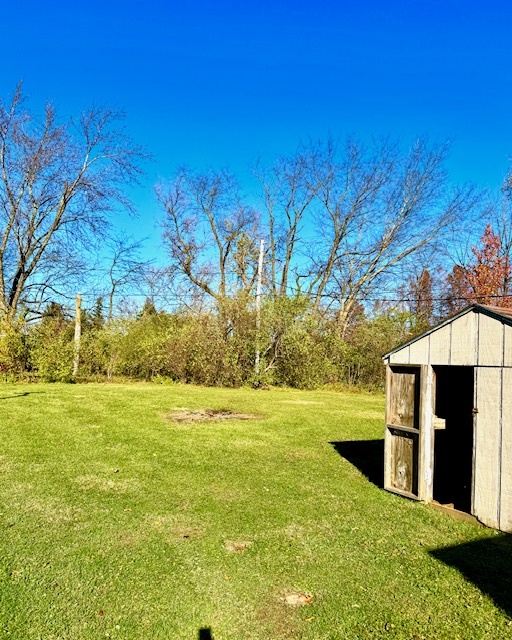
[{"xmin": 53, "ymin": 288, "xmax": 512, "ymax": 307}]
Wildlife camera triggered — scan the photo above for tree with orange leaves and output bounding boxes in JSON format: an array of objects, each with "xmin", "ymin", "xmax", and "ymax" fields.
[
  {"xmin": 445, "ymin": 224, "xmax": 512, "ymax": 310},
  {"xmin": 443, "ymin": 264, "xmax": 471, "ymax": 315},
  {"xmin": 466, "ymin": 224, "xmax": 511, "ymax": 307}
]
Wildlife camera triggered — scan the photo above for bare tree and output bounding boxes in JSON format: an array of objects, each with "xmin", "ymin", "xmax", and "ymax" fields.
[
  {"xmin": 506, "ymin": 164, "xmax": 512, "ymax": 196},
  {"xmin": 314, "ymin": 138, "xmax": 479, "ymax": 334},
  {"xmin": 302, "ymin": 137, "xmax": 396, "ymax": 312},
  {"xmin": 489, "ymin": 175, "xmax": 512, "ymax": 299},
  {"xmin": 259, "ymin": 137, "xmax": 479, "ymax": 336},
  {"xmin": 0, "ymin": 84, "xmax": 146, "ymax": 319},
  {"xmin": 103, "ymin": 235, "xmax": 149, "ymax": 320},
  {"xmin": 255, "ymin": 151, "xmax": 315, "ymax": 296},
  {"xmin": 157, "ymin": 167, "xmax": 260, "ymax": 303}
]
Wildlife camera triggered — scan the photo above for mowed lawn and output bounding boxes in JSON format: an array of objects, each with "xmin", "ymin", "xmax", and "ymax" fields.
[{"xmin": 0, "ymin": 384, "xmax": 511, "ymax": 639}]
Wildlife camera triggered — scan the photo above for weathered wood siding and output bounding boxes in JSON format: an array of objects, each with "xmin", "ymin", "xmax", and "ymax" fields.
[
  {"xmin": 418, "ymin": 365, "xmax": 434, "ymax": 502},
  {"xmin": 500, "ymin": 368, "xmax": 512, "ymax": 532},
  {"xmin": 429, "ymin": 324, "xmax": 451, "ymax": 365},
  {"xmin": 389, "ymin": 346, "xmax": 410, "ymax": 365},
  {"xmin": 477, "ymin": 314, "xmax": 503, "ymax": 366},
  {"xmin": 473, "ymin": 367, "xmax": 501, "ymax": 529},
  {"xmin": 384, "ymin": 308, "xmax": 512, "ymax": 533},
  {"xmin": 388, "ymin": 369, "xmax": 417, "ymax": 428},
  {"xmin": 385, "ymin": 308, "xmax": 509, "ymax": 367},
  {"xmin": 389, "ymin": 429, "xmax": 417, "ymax": 494},
  {"xmin": 450, "ymin": 312, "xmax": 477, "ymax": 365},
  {"xmin": 409, "ymin": 336, "xmax": 429, "ymax": 365},
  {"xmin": 385, "ymin": 366, "xmax": 420, "ymax": 498},
  {"xmin": 504, "ymin": 324, "xmax": 512, "ymax": 367}
]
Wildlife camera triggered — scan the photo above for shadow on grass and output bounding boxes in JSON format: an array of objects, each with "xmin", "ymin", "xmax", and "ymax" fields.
[
  {"xmin": 330, "ymin": 439, "xmax": 384, "ymax": 488},
  {"xmin": 198, "ymin": 629, "xmax": 213, "ymax": 639},
  {"xmin": 431, "ymin": 535, "xmax": 512, "ymax": 617},
  {"xmin": 0, "ymin": 392, "xmax": 45, "ymax": 400}
]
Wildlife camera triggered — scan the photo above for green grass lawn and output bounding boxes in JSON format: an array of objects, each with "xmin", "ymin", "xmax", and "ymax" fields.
[{"xmin": 0, "ymin": 383, "xmax": 511, "ymax": 639}]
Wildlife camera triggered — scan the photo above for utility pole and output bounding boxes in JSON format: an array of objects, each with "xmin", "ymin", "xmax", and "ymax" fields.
[
  {"xmin": 73, "ymin": 293, "xmax": 82, "ymax": 377},
  {"xmin": 255, "ymin": 239, "xmax": 265, "ymax": 376}
]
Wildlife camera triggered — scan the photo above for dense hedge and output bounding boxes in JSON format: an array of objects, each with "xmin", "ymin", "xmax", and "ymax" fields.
[{"xmin": 0, "ymin": 299, "xmax": 415, "ymax": 389}]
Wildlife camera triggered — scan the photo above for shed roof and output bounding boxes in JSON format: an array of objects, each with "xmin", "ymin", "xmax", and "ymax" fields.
[{"xmin": 383, "ymin": 304, "xmax": 512, "ymax": 359}]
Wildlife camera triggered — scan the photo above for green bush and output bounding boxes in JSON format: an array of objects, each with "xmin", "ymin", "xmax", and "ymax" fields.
[
  {"xmin": 0, "ymin": 296, "xmax": 418, "ymax": 390},
  {"xmin": 28, "ymin": 317, "xmax": 74, "ymax": 382},
  {"xmin": 330, "ymin": 310, "xmax": 414, "ymax": 389},
  {"xmin": 115, "ymin": 314, "xmax": 175, "ymax": 381},
  {"xmin": 0, "ymin": 318, "xmax": 28, "ymax": 380}
]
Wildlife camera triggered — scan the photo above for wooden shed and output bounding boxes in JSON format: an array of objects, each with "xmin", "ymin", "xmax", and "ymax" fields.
[{"xmin": 382, "ymin": 303, "xmax": 512, "ymax": 533}]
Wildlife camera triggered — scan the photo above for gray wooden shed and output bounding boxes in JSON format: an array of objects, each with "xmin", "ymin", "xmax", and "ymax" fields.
[{"xmin": 382, "ymin": 303, "xmax": 512, "ymax": 533}]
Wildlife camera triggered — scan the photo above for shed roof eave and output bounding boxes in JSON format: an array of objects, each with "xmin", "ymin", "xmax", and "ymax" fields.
[{"xmin": 382, "ymin": 303, "xmax": 512, "ymax": 361}]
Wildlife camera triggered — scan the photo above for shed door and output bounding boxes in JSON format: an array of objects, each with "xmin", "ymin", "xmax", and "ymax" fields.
[
  {"xmin": 432, "ymin": 366, "xmax": 474, "ymax": 513},
  {"xmin": 385, "ymin": 366, "xmax": 420, "ymax": 498}
]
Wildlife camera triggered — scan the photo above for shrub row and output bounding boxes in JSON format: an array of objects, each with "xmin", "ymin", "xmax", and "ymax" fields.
[{"xmin": 0, "ymin": 299, "xmax": 414, "ymax": 389}]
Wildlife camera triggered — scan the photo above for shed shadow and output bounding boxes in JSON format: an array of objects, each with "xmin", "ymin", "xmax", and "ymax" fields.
[
  {"xmin": 330, "ymin": 439, "xmax": 384, "ymax": 488},
  {"xmin": 430, "ymin": 535, "xmax": 512, "ymax": 618},
  {"xmin": 198, "ymin": 629, "xmax": 213, "ymax": 639},
  {"xmin": 0, "ymin": 392, "xmax": 45, "ymax": 400}
]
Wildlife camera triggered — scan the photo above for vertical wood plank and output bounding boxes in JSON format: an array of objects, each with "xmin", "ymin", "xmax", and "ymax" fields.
[
  {"xmin": 392, "ymin": 434, "xmax": 414, "ymax": 493},
  {"xmin": 390, "ymin": 346, "xmax": 410, "ymax": 365},
  {"xmin": 503, "ymin": 324, "xmax": 512, "ymax": 367},
  {"xmin": 388, "ymin": 369, "xmax": 417, "ymax": 428},
  {"xmin": 429, "ymin": 325, "xmax": 451, "ymax": 365},
  {"xmin": 384, "ymin": 366, "xmax": 393, "ymax": 491},
  {"xmin": 409, "ymin": 337, "xmax": 429, "ymax": 365},
  {"xmin": 473, "ymin": 367, "xmax": 501, "ymax": 528},
  {"xmin": 450, "ymin": 312, "xmax": 477, "ymax": 365},
  {"xmin": 500, "ymin": 368, "xmax": 512, "ymax": 532},
  {"xmin": 419, "ymin": 365, "xmax": 434, "ymax": 502},
  {"xmin": 478, "ymin": 314, "xmax": 503, "ymax": 366}
]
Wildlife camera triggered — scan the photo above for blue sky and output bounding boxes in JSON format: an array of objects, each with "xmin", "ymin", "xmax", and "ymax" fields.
[{"xmin": 2, "ymin": 0, "xmax": 512, "ymax": 258}]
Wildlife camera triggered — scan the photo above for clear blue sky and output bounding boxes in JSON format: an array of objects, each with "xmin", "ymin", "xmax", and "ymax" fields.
[{"xmin": 2, "ymin": 0, "xmax": 511, "ymax": 256}]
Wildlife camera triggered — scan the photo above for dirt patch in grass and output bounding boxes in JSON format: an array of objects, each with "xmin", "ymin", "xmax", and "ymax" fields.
[
  {"xmin": 166, "ymin": 408, "xmax": 259, "ymax": 423},
  {"xmin": 254, "ymin": 594, "xmax": 301, "ymax": 639},
  {"xmin": 284, "ymin": 591, "xmax": 314, "ymax": 606}
]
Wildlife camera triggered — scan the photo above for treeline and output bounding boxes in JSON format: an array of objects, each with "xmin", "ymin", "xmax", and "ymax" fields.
[
  {"xmin": 0, "ymin": 297, "xmax": 415, "ymax": 389},
  {"xmin": 1, "ymin": 221, "xmax": 511, "ymax": 389},
  {"xmin": 0, "ymin": 85, "xmax": 511, "ymax": 389}
]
